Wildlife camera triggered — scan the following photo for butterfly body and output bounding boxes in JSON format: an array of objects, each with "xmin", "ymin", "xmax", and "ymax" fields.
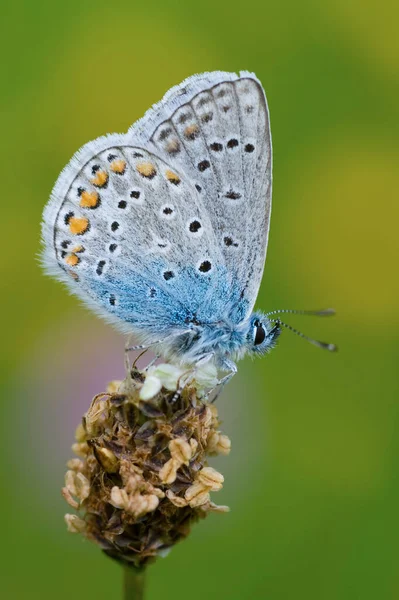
[
  {"xmin": 155, "ymin": 312, "xmax": 281, "ymax": 368},
  {"xmin": 42, "ymin": 71, "xmax": 277, "ymax": 371}
]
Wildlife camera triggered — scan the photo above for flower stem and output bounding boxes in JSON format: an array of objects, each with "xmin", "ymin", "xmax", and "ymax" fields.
[{"xmin": 124, "ymin": 566, "xmax": 146, "ymax": 599}]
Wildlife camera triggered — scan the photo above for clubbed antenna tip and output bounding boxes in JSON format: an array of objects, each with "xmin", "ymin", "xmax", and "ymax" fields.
[{"xmin": 271, "ymin": 318, "xmax": 338, "ymax": 352}]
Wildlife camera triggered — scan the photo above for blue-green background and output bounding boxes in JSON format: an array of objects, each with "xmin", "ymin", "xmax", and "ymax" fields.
[{"xmin": 2, "ymin": 1, "xmax": 398, "ymax": 598}]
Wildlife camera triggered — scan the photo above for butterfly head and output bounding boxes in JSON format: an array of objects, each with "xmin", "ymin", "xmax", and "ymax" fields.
[{"xmin": 246, "ymin": 312, "xmax": 282, "ymax": 356}]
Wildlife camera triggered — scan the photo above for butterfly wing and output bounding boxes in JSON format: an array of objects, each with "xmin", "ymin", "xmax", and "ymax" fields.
[
  {"xmin": 42, "ymin": 134, "xmax": 228, "ymax": 340},
  {"xmin": 129, "ymin": 70, "xmax": 272, "ymax": 322},
  {"xmin": 42, "ymin": 71, "xmax": 271, "ymax": 345}
]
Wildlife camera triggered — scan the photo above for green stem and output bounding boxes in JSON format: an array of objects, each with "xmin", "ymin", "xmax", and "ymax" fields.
[{"xmin": 124, "ymin": 566, "xmax": 146, "ymax": 600}]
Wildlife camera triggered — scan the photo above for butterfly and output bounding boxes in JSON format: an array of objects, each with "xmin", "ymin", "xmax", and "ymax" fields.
[{"xmin": 41, "ymin": 70, "xmax": 335, "ymax": 388}]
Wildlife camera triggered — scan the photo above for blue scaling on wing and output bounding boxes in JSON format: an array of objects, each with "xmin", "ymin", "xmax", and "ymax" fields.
[{"xmin": 85, "ymin": 262, "xmax": 235, "ymax": 339}]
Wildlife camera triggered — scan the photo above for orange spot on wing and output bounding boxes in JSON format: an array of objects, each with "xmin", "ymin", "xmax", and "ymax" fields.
[
  {"xmin": 110, "ymin": 159, "xmax": 126, "ymax": 174},
  {"xmin": 80, "ymin": 190, "xmax": 100, "ymax": 208},
  {"xmin": 69, "ymin": 217, "xmax": 89, "ymax": 235},
  {"xmin": 91, "ymin": 170, "xmax": 109, "ymax": 188},
  {"xmin": 166, "ymin": 139, "xmax": 180, "ymax": 154},
  {"xmin": 71, "ymin": 245, "xmax": 84, "ymax": 253},
  {"xmin": 184, "ymin": 124, "xmax": 199, "ymax": 140},
  {"xmin": 165, "ymin": 169, "xmax": 181, "ymax": 185},
  {"xmin": 66, "ymin": 253, "xmax": 80, "ymax": 266},
  {"xmin": 136, "ymin": 162, "xmax": 157, "ymax": 179}
]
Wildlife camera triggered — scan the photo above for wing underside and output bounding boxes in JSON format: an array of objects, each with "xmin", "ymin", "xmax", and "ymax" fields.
[{"xmin": 41, "ymin": 71, "xmax": 272, "ymax": 337}]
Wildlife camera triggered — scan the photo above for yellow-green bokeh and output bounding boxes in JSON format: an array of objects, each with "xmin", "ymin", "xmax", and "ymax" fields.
[{"xmin": 2, "ymin": 1, "xmax": 398, "ymax": 598}]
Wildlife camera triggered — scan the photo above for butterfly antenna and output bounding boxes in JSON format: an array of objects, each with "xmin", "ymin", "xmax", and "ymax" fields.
[
  {"xmin": 271, "ymin": 319, "xmax": 338, "ymax": 352},
  {"xmin": 266, "ymin": 308, "xmax": 336, "ymax": 317}
]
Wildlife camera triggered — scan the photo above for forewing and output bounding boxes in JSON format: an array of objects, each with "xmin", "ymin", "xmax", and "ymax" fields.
[{"xmin": 129, "ymin": 71, "xmax": 272, "ymax": 321}]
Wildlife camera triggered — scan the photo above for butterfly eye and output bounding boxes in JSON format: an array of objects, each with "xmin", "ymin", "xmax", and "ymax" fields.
[{"xmin": 253, "ymin": 321, "xmax": 266, "ymax": 346}]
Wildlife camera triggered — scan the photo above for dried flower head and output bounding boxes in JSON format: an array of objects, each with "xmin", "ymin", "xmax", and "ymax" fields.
[{"xmin": 63, "ymin": 363, "xmax": 231, "ymax": 569}]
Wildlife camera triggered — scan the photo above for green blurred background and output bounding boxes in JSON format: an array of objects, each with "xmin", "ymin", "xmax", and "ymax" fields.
[{"xmin": 2, "ymin": 0, "xmax": 398, "ymax": 598}]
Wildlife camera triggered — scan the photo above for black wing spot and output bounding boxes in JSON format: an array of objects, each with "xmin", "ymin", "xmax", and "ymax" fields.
[
  {"xmin": 245, "ymin": 143, "xmax": 255, "ymax": 153},
  {"xmin": 109, "ymin": 294, "xmax": 116, "ymax": 306},
  {"xmin": 163, "ymin": 207, "xmax": 173, "ymax": 215},
  {"xmin": 149, "ymin": 288, "xmax": 157, "ymax": 298},
  {"xmin": 222, "ymin": 105, "xmax": 231, "ymax": 113},
  {"xmin": 96, "ymin": 260, "xmax": 106, "ymax": 275},
  {"xmin": 227, "ymin": 138, "xmax": 239, "ymax": 149},
  {"xmin": 61, "ymin": 240, "xmax": 71, "ymax": 249},
  {"xmin": 118, "ymin": 200, "xmax": 127, "ymax": 209},
  {"xmin": 109, "ymin": 243, "xmax": 118, "ymax": 253},
  {"xmin": 197, "ymin": 96, "xmax": 211, "ymax": 107},
  {"xmin": 224, "ymin": 236, "xmax": 239, "ymax": 248},
  {"xmin": 77, "ymin": 187, "xmax": 84, "ymax": 197},
  {"xmin": 178, "ymin": 113, "xmax": 190, "ymax": 124},
  {"xmin": 91, "ymin": 164, "xmax": 100, "ymax": 174},
  {"xmin": 201, "ymin": 113, "xmax": 213, "ymax": 123},
  {"xmin": 198, "ymin": 160, "xmax": 210, "ymax": 172},
  {"xmin": 64, "ymin": 211, "xmax": 74, "ymax": 225},
  {"xmin": 199, "ymin": 260, "xmax": 212, "ymax": 273},
  {"xmin": 158, "ymin": 128, "xmax": 172, "ymax": 141},
  {"xmin": 107, "ymin": 153, "xmax": 117, "ymax": 162},
  {"xmin": 210, "ymin": 142, "xmax": 223, "ymax": 152},
  {"xmin": 163, "ymin": 270, "xmax": 175, "ymax": 281},
  {"xmin": 195, "ymin": 184, "xmax": 202, "ymax": 193},
  {"xmin": 111, "ymin": 221, "xmax": 119, "ymax": 232},
  {"xmin": 189, "ymin": 220, "xmax": 201, "ymax": 233},
  {"xmin": 130, "ymin": 190, "xmax": 140, "ymax": 199},
  {"xmin": 133, "ymin": 152, "xmax": 143, "ymax": 158},
  {"xmin": 225, "ymin": 190, "xmax": 242, "ymax": 200}
]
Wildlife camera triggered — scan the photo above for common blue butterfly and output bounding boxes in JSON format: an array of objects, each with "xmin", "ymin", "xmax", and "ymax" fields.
[{"xmin": 41, "ymin": 71, "xmax": 335, "ymax": 387}]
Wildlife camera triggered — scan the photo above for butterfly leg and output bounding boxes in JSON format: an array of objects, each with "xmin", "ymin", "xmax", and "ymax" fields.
[
  {"xmin": 143, "ymin": 354, "xmax": 160, "ymax": 371},
  {"xmin": 218, "ymin": 358, "xmax": 238, "ymax": 385},
  {"xmin": 125, "ymin": 341, "xmax": 161, "ymax": 376},
  {"xmin": 195, "ymin": 352, "xmax": 216, "ymax": 368},
  {"xmin": 125, "ymin": 341, "xmax": 156, "ymax": 352},
  {"xmin": 209, "ymin": 359, "xmax": 237, "ymax": 403},
  {"xmin": 125, "ymin": 330, "xmax": 194, "ymax": 376},
  {"xmin": 124, "ymin": 335, "xmax": 150, "ymax": 374}
]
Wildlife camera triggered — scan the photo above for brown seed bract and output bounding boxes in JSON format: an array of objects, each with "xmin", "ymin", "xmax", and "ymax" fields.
[{"xmin": 63, "ymin": 366, "xmax": 231, "ymax": 569}]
